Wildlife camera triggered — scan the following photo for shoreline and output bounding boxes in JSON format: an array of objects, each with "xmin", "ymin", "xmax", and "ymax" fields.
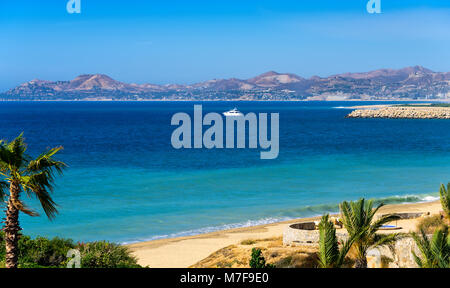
[
  {"xmin": 127, "ymin": 200, "xmax": 442, "ymax": 268},
  {"xmin": 122, "ymin": 193, "xmax": 438, "ymax": 245}
]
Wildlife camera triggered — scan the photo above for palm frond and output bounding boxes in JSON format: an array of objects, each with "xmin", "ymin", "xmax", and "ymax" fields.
[
  {"xmin": 336, "ymin": 235, "xmax": 356, "ymax": 267},
  {"xmin": 6, "ymin": 133, "xmax": 28, "ymax": 169},
  {"xmin": 26, "ymin": 146, "xmax": 66, "ymax": 175},
  {"xmin": 368, "ymin": 201, "xmax": 384, "ymax": 222},
  {"xmin": 411, "ymin": 227, "xmax": 450, "ymax": 268},
  {"xmin": 411, "ymin": 250, "xmax": 424, "ymax": 268},
  {"xmin": 340, "ymin": 201, "xmax": 359, "ymax": 235},
  {"xmin": 0, "ymin": 144, "xmax": 14, "ymax": 170},
  {"xmin": 439, "ymin": 183, "xmax": 450, "ymax": 217},
  {"xmin": 10, "ymin": 198, "xmax": 38, "ymax": 217},
  {"xmin": 15, "ymin": 145, "xmax": 66, "ymax": 219},
  {"xmin": 318, "ymin": 214, "xmax": 339, "ymax": 268},
  {"xmin": 0, "ymin": 133, "xmax": 30, "ymax": 171},
  {"xmin": 430, "ymin": 226, "xmax": 449, "ymax": 267},
  {"xmin": 371, "ymin": 233, "xmax": 404, "ymax": 249},
  {"xmin": 318, "ymin": 214, "xmax": 359, "ymax": 268},
  {"xmin": 339, "ymin": 198, "xmax": 406, "ymax": 267},
  {"xmin": 368, "ymin": 214, "xmax": 401, "ymax": 237},
  {"xmin": 21, "ymin": 172, "xmax": 59, "ymax": 219}
]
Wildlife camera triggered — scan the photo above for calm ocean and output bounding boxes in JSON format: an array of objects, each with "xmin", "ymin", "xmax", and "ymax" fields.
[{"xmin": 0, "ymin": 101, "xmax": 447, "ymax": 243}]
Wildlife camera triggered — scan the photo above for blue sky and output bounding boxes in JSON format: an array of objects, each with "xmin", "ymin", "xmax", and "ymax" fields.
[{"xmin": 0, "ymin": 0, "xmax": 449, "ymax": 90}]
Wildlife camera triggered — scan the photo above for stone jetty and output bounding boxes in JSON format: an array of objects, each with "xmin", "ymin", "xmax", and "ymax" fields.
[{"xmin": 347, "ymin": 106, "xmax": 450, "ymax": 119}]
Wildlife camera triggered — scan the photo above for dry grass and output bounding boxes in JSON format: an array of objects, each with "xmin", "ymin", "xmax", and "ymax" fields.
[
  {"xmin": 416, "ymin": 215, "xmax": 446, "ymax": 234},
  {"xmin": 240, "ymin": 239, "xmax": 258, "ymax": 245},
  {"xmin": 190, "ymin": 237, "xmax": 319, "ymax": 268}
]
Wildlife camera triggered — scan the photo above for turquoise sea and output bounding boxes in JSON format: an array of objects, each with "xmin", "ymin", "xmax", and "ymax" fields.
[{"xmin": 0, "ymin": 101, "xmax": 447, "ymax": 243}]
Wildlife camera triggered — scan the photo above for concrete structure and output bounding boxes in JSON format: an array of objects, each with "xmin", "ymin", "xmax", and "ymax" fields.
[
  {"xmin": 283, "ymin": 222, "xmax": 347, "ymax": 246},
  {"xmin": 284, "ymin": 222, "xmax": 425, "ymax": 268}
]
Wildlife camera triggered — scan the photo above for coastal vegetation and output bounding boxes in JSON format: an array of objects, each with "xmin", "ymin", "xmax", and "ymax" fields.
[
  {"xmin": 0, "ymin": 232, "xmax": 142, "ymax": 268},
  {"xmin": 249, "ymin": 248, "xmax": 275, "ymax": 268},
  {"xmin": 339, "ymin": 199, "xmax": 401, "ymax": 268},
  {"xmin": 189, "ymin": 197, "xmax": 450, "ymax": 268},
  {"xmin": 0, "ymin": 133, "xmax": 66, "ymax": 268},
  {"xmin": 191, "ymin": 237, "xmax": 319, "ymax": 268},
  {"xmin": 416, "ymin": 215, "xmax": 447, "ymax": 234},
  {"xmin": 439, "ymin": 183, "xmax": 450, "ymax": 223},
  {"xmin": 317, "ymin": 214, "xmax": 355, "ymax": 268},
  {"xmin": 76, "ymin": 241, "xmax": 141, "ymax": 268},
  {"xmin": 0, "ymin": 134, "xmax": 143, "ymax": 268},
  {"xmin": 396, "ymin": 103, "xmax": 450, "ymax": 108},
  {"xmin": 315, "ymin": 186, "xmax": 450, "ymax": 268},
  {"xmin": 409, "ymin": 183, "xmax": 450, "ymax": 268},
  {"xmin": 411, "ymin": 227, "xmax": 450, "ymax": 268},
  {"xmin": 195, "ymin": 193, "xmax": 449, "ymax": 269}
]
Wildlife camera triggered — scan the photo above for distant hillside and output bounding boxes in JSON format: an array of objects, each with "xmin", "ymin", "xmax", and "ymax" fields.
[{"xmin": 2, "ymin": 66, "xmax": 449, "ymax": 101}]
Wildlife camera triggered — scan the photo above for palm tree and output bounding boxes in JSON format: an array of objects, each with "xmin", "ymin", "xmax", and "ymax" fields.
[
  {"xmin": 411, "ymin": 226, "xmax": 449, "ymax": 268},
  {"xmin": 439, "ymin": 183, "xmax": 450, "ymax": 223},
  {"xmin": 318, "ymin": 214, "xmax": 355, "ymax": 268},
  {"xmin": 0, "ymin": 134, "xmax": 66, "ymax": 268},
  {"xmin": 339, "ymin": 198, "xmax": 401, "ymax": 268}
]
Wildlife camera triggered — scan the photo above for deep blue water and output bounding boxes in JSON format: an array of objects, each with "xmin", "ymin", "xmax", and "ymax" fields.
[{"xmin": 0, "ymin": 101, "xmax": 448, "ymax": 243}]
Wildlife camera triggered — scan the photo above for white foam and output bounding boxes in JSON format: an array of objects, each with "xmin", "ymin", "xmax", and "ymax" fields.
[
  {"xmin": 420, "ymin": 195, "xmax": 440, "ymax": 202},
  {"xmin": 332, "ymin": 106, "xmax": 352, "ymax": 109},
  {"xmin": 379, "ymin": 193, "xmax": 439, "ymax": 204}
]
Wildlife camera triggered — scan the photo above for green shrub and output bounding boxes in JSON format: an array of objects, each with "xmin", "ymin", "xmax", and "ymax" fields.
[
  {"xmin": 0, "ymin": 231, "xmax": 75, "ymax": 268},
  {"xmin": 249, "ymin": 248, "xmax": 275, "ymax": 268},
  {"xmin": 77, "ymin": 241, "xmax": 141, "ymax": 268},
  {"xmin": 18, "ymin": 236, "xmax": 75, "ymax": 267},
  {"xmin": 0, "ymin": 232, "xmax": 142, "ymax": 268}
]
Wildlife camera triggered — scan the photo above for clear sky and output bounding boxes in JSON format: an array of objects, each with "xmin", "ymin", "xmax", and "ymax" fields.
[{"xmin": 1, "ymin": 0, "xmax": 449, "ymax": 91}]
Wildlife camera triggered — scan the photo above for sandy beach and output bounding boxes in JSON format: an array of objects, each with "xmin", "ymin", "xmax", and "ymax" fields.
[{"xmin": 127, "ymin": 200, "xmax": 442, "ymax": 268}]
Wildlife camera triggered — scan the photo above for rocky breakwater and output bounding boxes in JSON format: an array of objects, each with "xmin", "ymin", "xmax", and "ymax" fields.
[{"xmin": 347, "ymin": 106, "xmax": 450, "ymax": 119}]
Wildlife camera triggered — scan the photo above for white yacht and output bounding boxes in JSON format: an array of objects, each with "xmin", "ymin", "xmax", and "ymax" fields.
[{"xmin": 223, "ymin": 108, "xmax": 243, "ymax": 117}]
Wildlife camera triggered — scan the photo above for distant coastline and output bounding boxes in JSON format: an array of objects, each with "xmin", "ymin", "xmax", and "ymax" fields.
[
  {"xmin": 2, "ymin": 66, "xmax": 449, "ymax": 101},
  {"xmin": 0, "ymin": 99, "xmax": 447, "ymax": 102}
]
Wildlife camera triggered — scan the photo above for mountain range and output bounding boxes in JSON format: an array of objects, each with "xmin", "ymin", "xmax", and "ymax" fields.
[{"xmin": 2, "ymin": 66, "xmax": 449, "ymax": 101}]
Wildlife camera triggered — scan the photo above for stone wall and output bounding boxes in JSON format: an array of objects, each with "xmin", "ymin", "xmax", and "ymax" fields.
[
  {"xmin": 283, "ymin": 222, "xmax": 347, "ymax": 246},
  {"xmin": 379, "ymin": 212, "xmax": 426, "ymax": 220},
  {"xmin": 367, "ymin": 237, "xmax": 422, "ymax": 268}
]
